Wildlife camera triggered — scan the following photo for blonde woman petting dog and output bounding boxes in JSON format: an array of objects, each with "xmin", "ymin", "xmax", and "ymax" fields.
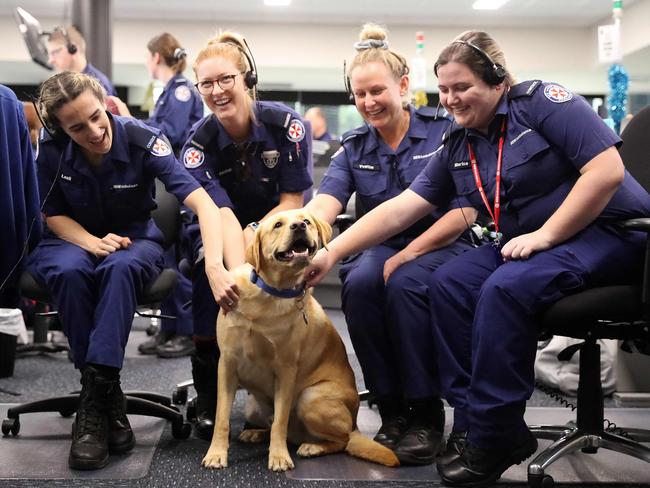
[{"xmin": 179, "ymin": 30, "xmax": 312, "ymax": 440}]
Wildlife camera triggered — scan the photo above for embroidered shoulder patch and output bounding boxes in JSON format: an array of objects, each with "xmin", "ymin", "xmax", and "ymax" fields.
[
  {"xmin": 151, "ymin": 138, "xmax": 172, "ymax": 156},
  {"xmin": 175, "ymin": 85, "xmax": 192, "ymax": 102},
  {"xmin": 543, "ymin": 84, "xmax": 573, "ymax": 103},
  {"xmin": 286, "ymin": 119, "xmax": 305, "ymax": 143},
  {"xmin": 183, "ymin": 147, "xmax": 205, "ymax": 168}
]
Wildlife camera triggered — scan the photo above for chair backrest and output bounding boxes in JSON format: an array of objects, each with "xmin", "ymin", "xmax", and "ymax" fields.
[
  {"xmin": 619, "ymin": 105, "xmax": 650, "ymax": 192},
  {"xmin": 152, "ymin": 178, "xmax": 181, "ymax": 251}
]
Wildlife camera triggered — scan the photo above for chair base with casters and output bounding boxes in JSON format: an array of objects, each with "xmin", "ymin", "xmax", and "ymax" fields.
[
  {"xmin": 5, "ymin": 269, "xmax": 192, "ymax": 441},
  {"xmin": 2, "ymin": 391, "xmax": 191, "ymax": 439},
  {"xmin": 527, "ymin": 286, "xmax": 650, "ymax": 488}
]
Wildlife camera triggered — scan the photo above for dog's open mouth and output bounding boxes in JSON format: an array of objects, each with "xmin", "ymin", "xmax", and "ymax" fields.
[{"xmin": 275, "ymin": 238, "xmax": 317, "ymax": 262}]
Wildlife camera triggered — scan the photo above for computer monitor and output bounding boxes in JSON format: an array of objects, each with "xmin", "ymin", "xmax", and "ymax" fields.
[{"xmin": 14, "ymin": 7, "xmax": 52, "ymax": 70}]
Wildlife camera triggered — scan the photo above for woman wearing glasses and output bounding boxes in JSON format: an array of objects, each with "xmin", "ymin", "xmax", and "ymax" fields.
[
  {"xmin": 305, "ymin": 23, "xmax": 476, "ymax": 465},
  {"xmin": 179, "ymin": 30, "xmax": 312, "ymax": 440}
]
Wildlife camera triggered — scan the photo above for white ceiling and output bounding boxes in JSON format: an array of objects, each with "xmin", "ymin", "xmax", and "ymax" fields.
[{"xmin": 1, "ymin": 0, "xmax": 637, "ymax": 27}]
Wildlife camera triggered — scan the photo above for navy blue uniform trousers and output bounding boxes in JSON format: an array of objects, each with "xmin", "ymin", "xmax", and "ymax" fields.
[
  {"xmin": 429, "ymin": 225, "xmax": 644, "ymax": 449},
  {"xmin": 28, "ymin": 238, "xmax": 164, "ymax": 369},
  {"xmin": 340, "ymin": 240, "xmax": 472, "ymax": 399}
]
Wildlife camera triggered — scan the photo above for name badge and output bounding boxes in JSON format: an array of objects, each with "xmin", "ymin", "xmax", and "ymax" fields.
[
  {"xmin": 353, "ymin": 162, "xmax": 379, "ymax": 171},
  {"xmin": 452, "ymin": 160, "xmax": 470, "ymax": 170}
]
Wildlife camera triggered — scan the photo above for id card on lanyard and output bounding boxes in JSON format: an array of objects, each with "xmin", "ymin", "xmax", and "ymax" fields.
[{"xmin": 467, "ymin": 118, "xmax": 507, "ymax": 249}]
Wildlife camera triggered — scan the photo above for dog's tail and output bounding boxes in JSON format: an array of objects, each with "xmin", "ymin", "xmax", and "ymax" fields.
[{"xmin": 345, "ymin": 430, "xmax": 400, "ymax": 467}]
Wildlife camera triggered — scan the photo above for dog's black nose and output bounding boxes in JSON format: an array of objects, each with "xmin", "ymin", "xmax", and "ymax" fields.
[{"xmin": 290, "ymin": 221, "xmax": 307, "ymax": 231}]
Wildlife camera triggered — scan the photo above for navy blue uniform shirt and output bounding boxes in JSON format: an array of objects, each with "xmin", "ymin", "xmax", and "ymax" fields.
[
  {"xmin": 0, "ymin": 84, "xmax": 41, "ymax": 286},
  {"xmin": 319, "ymin": 105, "xmax": 451, "ymax": 242},
  {"xmin": 37, "ymin": 114, "xmax": 200, "ymax": 244},
  {"xmin": 180, "ymin": 100, "xmax": 312, "ymax": 226},
  {"xmin": 83, "ymin": 63, "xmax": 117, "ymax": 97},
  {"xmin": 410, "ymin": 80, "xmax": 650, "ymax": 240},
  {"xmin": 145, "ymin": 74, "xmax": 203, "ymax": 155}
]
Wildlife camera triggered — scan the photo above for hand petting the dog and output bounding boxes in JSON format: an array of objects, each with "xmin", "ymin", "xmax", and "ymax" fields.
[
  {"xmin": 304, "ymin": 247, "xmax": 337, "ymax": 288},
  {"xmin": 206, "ymin": 262, "xmax": 240, "ymax": 313}
]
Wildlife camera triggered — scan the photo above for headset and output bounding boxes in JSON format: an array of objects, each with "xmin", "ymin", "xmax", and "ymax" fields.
[
  {"xmin": 343, "ymin": 60, "xmax": 354, "ymax": 103},
  {"xmin": 450, "ymin": 39, "xmax": 506, "ymax": 86},
  {"xmin": 56, "ymin": 26, "xmax": 78, "ymax": 55},
  {"xmin": 223, "ymin": 39, "xmax": 258, "ymax": 90}
]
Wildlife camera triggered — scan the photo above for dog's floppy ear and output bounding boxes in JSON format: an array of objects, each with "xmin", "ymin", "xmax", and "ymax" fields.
[
  {"xmin": 309, "ymin": 212, "xmax": 332, "ymax": 249},
  {"xmin": 245, "ymin": 225, "xmax": 263, "ymax": 272}
]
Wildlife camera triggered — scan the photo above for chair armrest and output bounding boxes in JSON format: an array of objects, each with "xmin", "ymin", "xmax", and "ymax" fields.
[
  {"xmin": 334, "ymin": 213, "xmax": 355, "ymax": 233},
  {"xmin": 621, "ymin": 217, "xmax": 650, "ymax": 232}
]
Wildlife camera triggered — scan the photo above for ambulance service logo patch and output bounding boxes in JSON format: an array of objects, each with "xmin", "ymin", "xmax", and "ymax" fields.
[
  {"xmin": 175, "ymin": 85, "xmax": 192, "ymax": 102},
  {"xmin": 151, "ymin": 138, "xmax": 172, "ymax": 156},
  {"xmin": 543, "ymin": 84, "xmax": 573, "ymax": 103},
  {"xmin": 184, "ymin": 147, "xmax": 205, "ymax": 168},
  {"xmin": 286, "ymin": 119, "xmax": 305, "ymax": 143}
]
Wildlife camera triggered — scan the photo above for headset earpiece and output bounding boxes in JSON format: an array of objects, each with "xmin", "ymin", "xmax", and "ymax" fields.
[
  {"xmin": 240, "ymin": 38, "xmax": 258, "ymax": 90},
  {"xmin": 59, "ymin": 27, "xmax": 77, "ymax": 55},
  {"xmin": 343, "ymin": 60, "xmax": 354, "ymax": 103},
  {"xmin": 453, "ymin": 39, "xmax": 505, "ymax": 86}
]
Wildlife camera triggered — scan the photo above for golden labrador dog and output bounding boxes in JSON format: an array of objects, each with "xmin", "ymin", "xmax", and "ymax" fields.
[{"xmin": 202, "ymin": 209, "xmax": 399, "ymax": 471}]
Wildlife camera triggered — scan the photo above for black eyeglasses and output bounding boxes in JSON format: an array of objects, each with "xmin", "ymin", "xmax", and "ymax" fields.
[{"xmin": 194, "ymin": 73, "xmax": 243, "ymax": 95}]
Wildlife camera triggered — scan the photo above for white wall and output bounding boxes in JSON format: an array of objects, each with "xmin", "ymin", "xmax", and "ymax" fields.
[{"xmin": 3, "ymin": 11, "xmax": 650, "ymax": 96}]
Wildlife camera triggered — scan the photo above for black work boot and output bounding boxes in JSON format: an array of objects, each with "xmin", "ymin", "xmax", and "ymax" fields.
[
  {"xmin": 69, "ymin": 366, "xmax": 110, "ymax": 470},
  {"xmin": 394, "ymin": 397, "xmax": 445, "ymax": 465},
  {"xmin": 101, "ymin": 368, "xmax": 135, "ymax": 454},
  {"xmin": 191, "ymin": 345, "xmax": 218, "ymax": 440},
  {"xmin": 373, "ymin": 396, "xmax": 408, "ymax": 450}
]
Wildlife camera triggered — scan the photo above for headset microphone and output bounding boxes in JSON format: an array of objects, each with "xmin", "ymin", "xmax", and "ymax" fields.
[
  {"xmin": 58, "ymin": 26, "xmax": 77, "ymax": 55},
  {"xmin": 240, "ymin": 38, "xmax": 258, "ymax": 90}
]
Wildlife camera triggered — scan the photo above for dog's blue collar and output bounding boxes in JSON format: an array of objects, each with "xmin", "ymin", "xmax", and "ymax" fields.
[{"xmin": 250, "ymin": 269, "xmax": 305, "ymax": 299}]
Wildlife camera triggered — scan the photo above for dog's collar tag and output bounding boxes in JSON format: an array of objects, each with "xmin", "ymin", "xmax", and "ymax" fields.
[{"xmin": 250, "ymin": 269, "xmax": 306, "ymax": 299}]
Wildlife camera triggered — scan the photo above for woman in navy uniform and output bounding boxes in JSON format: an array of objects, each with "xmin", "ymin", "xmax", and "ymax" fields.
[
  {"xmin": 180, "ymin": 30, "xmax": 312, "ymax": 439},
  {"xmin": 27, "ymin": 71, "xmax": 235, "ymax": 470},
  {"xmin": 305, "ymin": 30, "xmax": 650, "ymax": 486},
  {"xmin": 306, "ymin": 23, "xmax": 475, "ymax": 465},
  {"xmin": 123, "ymin": 33, "xmax": 204, "ymax": 358}
]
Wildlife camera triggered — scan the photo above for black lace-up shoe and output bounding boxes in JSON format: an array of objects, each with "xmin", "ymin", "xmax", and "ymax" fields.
[
  {"xmin": 156, "ymin": 335, "xmax": 196, "ymax": 358},
  {"xmin": 373, "ymin": 413, "xmax": 408, "ymax": 449},
  {"xmin": 438, "ymin": 431, "xmax": 538, "ymax": 487},
  {"xmin": 436, "ymin": 431, "xmax": 467, "ymax": 468},
  {"xmin": 394, "ymin": 397, "xmax": 445, "ymax": 465},
  {"xmin": 102, "ymin": 372, "xmax": 135, "ymax": 454},
  {"xmin": 191, "ymin": 350, "xmax": 217, "ymax": 440}
]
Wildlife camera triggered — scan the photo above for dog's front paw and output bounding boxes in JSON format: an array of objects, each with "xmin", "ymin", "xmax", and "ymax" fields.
[
  {"xmin": 202, "ymin": 448, "xmax": 229, "ymax": 469},
  {"xmin": 239, "ymin": 428, "xmax": 270, "ymax": 443},
  {"xmin": 268, "ymin": 449, "xmax": 294, "ymax": 471}
]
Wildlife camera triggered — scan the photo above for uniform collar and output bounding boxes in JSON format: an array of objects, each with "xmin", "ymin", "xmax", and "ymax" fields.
[
  {"xmin": 108, "ymin": 114, "xmax": 131, "ymax": 163},
  {"xmin": 163, "ymin": 73, "xmax": 184, "ymax": 92},
  {"xmin": 366, "ymin": 105, "xmax": 424, "ymax": 156},
  {"xmin": 466, "ymin": 92, "xmax": 509, "ymax": 142},
  {"xmin": 214, "ymin": 109, "xmax": 270, "ymax": 152}
]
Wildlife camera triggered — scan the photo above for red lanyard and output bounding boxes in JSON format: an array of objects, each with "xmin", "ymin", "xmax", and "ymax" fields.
[{"xmin": 467, "ymin": 118, "xmax": 507, "ymax": 238}]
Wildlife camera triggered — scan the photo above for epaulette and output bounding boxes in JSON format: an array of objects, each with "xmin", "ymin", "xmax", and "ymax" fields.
[
  {"xmin": 415, "ymin": 105, "xmax": 449, "ymax": 120},
  {"xmin": 188, "ymin": 116, "xmax": 219, "ymax": 150},
  {"xmin": 257, "ymin": 103, "xmax": 294, "ymax": 129},
  {"xmin": 340, "ymin": 125, "xmax": 369, "ymax": 144},
  {"xmin": 174, "ymin": 77, "xmax": 187, "ymax": 84},
  {"xmin": 125, "ymin": 122, "xmax": 160, "ymax": 151},
  {"xmin": 508, "ymin": 80, "xmax": 542, "ymax": 99}
]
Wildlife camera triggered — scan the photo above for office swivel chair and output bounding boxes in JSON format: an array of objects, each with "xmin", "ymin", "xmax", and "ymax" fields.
[
  {"xmin": 2, "ymin": 180, "xmax": 191, "ymax": 440},
  {"xmin": 527, "ymin": 107, "xmax": 650, "ymax": 487}
]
